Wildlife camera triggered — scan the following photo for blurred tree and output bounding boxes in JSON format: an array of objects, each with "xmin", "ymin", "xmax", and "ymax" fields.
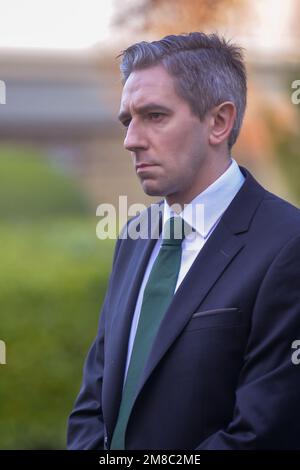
[
  {"xmin": 113, "ymin": 0, "xmax": 246, "ymax": 34},
  {"xmin": 0, "ymin": 147, "xmax": 90, "ymax": 221},
  {"xmin": 0, "ymin": 145, "xmax": 114, "ymax": 449}
]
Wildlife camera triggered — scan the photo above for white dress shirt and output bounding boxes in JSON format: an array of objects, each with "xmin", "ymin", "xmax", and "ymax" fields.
[{"xmin": 123, "ymin": 158, "xmax": 245, "ymax": 384}]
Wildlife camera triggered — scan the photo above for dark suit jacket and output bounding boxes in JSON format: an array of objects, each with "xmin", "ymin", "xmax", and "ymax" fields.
[{"xmin": 67, "ymin": 167, "xmax": 300, "ymax": 450}]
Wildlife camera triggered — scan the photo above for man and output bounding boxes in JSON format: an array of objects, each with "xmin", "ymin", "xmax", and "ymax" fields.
[{"xmin": 67, "ymin": 32, "xmax": 300, "ymax": 450}]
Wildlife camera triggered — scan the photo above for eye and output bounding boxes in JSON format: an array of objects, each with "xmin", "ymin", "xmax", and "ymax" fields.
[
  {"xmin": 123, "ymin": 119, "xmax": 131, "ymax": 128},
  {"xmin": 148, "ymin": 112, "xmax": 164, "ymax": 121}
]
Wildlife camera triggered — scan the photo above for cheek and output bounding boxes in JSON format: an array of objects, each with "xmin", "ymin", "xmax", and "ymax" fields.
[
  {"xmin": 165, "ymin": 131, "xmax": 202, "ymax": 170},
  {"xmin": 166, "ymin": 121, "xmax": 202, "ymax": 150},
  {"xmin": 157, "ymin": 127, "xmax": 192, "ymax": 159}
]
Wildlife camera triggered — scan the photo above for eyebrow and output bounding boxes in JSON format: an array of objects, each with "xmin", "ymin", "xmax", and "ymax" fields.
[{"xmin": 118, "ymin": 103, "xmax": 172, "ymax": 123}]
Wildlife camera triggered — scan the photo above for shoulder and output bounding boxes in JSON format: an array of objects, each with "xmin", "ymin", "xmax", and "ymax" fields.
[
  {"xmin": 112, "ymin": 200, "xmax": 163, "ymax": 261},
  {"xmin": 119, "ymin": 200, "xmax": 164, "ymax": 240},
  {"xmin": 255, "ymin": 190, "xmax": 300, "ymax": 239},
  {"xmin": 237, "ymin": 166, "xmax": 300, "ymax": 242}
]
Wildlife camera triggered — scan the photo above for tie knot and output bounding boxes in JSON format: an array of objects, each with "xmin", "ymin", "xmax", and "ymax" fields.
[{"xmin": 162, "ymin": 216, "xmax": 191, "ymax": 246}]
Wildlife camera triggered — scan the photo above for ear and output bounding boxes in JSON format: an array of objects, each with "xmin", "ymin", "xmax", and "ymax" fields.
[{"xmin": 208, "ymin": 102, "xmax": 236, "ymax": 147}]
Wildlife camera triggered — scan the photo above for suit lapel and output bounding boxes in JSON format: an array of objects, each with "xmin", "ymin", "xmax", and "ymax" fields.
[
  {"xmin": 105, "ymin": 166, "xmax": 266, "ymax": 436},
  {"xmin": 103, "ymin": 205, "xmax": 163, "ymax": 437},
  {"xmin": 132, "ymin": 166, "xmax": 266, "ymax": 413},
  {"xmin": 139, "ymin": 219, "xmax": 244, "ymax": 394}
]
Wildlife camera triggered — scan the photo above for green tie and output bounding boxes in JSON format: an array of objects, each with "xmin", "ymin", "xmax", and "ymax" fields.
[{"xmin": 110, "ymin": 216, "xmax": 188, "ymax": 450}]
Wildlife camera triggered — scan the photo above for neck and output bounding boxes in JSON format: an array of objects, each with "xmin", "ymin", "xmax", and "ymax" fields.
[{"xmin": 166, "ymin": 157, "xmax": 232, "ymax": 209}]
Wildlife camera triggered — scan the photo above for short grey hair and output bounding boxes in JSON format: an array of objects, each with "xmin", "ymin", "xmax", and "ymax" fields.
[{"xmin": 118, "ymin": 32, "xmax": 247, "ymax": 149}]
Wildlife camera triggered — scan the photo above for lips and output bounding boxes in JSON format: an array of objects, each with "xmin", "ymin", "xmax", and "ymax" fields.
[
  {"xmin": 136, "ymin": 163, "xmax": 156, "ymax": 169},
  {"xmin": 135, "ymin": 163, "xmax": 157, "ymax": 172}
]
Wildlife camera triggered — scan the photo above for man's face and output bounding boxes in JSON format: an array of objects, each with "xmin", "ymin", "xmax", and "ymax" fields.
[{"xmin": 118, "ymin": 64, "xmax": 212, "ymax": 206}]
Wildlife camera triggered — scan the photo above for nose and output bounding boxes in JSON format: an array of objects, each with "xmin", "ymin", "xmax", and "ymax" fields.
[{"xmin": 124, "ymin": 120, "xmax": 148, "ymax": 152}]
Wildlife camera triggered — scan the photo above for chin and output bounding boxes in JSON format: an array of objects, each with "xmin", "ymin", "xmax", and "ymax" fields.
[
  {"xmin": 141, "ymin": 181, "xmax": 165, "ymax": 197},
  {"xmin": 143, "ymin": 187, "xmax": 164, "ymax": 197}
]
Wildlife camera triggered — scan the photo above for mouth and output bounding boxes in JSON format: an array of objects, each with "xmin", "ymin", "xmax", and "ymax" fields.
[{"xmin": 135, "ymin": 163, "xmax": 158, "ymax": 173}]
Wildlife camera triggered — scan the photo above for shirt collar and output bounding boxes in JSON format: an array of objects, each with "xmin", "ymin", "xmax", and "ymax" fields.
[{"xmin": 163, "ymin": 158, "xmax": 245, "ymax": 238}]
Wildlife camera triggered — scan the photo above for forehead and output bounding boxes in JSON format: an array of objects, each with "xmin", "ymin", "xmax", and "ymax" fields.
[{"xmin": 120, "ymin": 65, "xmax": 182, "ymax": 110}]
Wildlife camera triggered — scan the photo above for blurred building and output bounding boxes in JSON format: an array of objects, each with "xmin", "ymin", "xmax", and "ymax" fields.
[{"xmin": 0, "ymin": 47, "xmax": 148, "ymax": 208}]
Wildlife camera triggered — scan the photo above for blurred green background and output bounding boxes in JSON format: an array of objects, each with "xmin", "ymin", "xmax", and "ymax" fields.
[{"xmin": 0, "ymin": 147, "xmax": 115, "ymax": 449}]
